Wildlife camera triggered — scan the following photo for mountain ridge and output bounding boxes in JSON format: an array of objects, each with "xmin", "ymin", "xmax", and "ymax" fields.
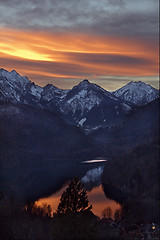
[
  {"xmin": 0, "ymin": 68, "xmax": 159, "ymax": 133},
  {"xmin": 113, "ymin": 80, "xmax": 159, "ymax": 106},
  {"xmin": 0, "ymin": 68, "xmax": 159, "ymax": 205}
]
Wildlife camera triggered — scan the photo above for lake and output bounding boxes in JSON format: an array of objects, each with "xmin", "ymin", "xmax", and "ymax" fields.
[{"xmin": 35, "ymin": 159, "xmax": 120, "ymax": 218}]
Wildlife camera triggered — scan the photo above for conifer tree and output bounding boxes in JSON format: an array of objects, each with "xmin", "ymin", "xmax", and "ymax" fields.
[{"xmin": 56, "ymin": 177, "xmax": 92, "ymax": 215}]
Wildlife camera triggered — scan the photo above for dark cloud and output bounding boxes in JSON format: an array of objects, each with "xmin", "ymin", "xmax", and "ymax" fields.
[
  {"xmin": 65, "ymin": 52, "xmax": 152, "ymax": 65},
  {"xmin": 0, "ymin": 55, "xmax": 88, "ymax": 78},
  {"xmin": 0, "ymin": 0, "xmax": 158, "ymax": 38}
]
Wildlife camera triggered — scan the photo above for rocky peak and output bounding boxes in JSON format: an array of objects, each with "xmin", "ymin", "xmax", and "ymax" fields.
[{"xmin": 113, "ymin": 81, "xmax": 159, "ymax": 106}]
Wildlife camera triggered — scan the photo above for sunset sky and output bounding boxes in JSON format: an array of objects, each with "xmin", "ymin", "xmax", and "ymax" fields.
[{"xmin": 0, "ymin": 0, "xmax": 159, "ymax": 90}]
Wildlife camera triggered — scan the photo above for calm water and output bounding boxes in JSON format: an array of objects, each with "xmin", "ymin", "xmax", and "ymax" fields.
[{"xmin": 36, "ymin": 160, "xmax": 120, "ymax": 218}]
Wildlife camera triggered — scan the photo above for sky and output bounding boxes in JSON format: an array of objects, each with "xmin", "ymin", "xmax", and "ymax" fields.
[{"xmin": 0, "ymin": 0, "xmax": 159, "ymax": 90}]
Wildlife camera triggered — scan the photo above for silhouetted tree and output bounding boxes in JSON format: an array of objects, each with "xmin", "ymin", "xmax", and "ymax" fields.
[
  {"xmin": 114, "ymin": 208, "xmax": 122, "ymax": 222},
  {"xmin": 56, "ymin": 177, "xmax": 92, "ymax": 215},
  {"xmin": 101, "ymin": 207, "xmax": 112, "ymax": 218},
  {"xmin": 25, "ymin": 201, "xmax": 52, "ymax": 218},
  {"xmin": 47, "ymin": 204, "xmax": 52, "ymax": 217},
  {"xmin": 52, "ymin": 178, "xmax": 97, "ymax": 239}
]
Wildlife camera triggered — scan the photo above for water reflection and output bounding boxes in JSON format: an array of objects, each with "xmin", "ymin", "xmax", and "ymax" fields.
[
  {"xmin": 35, "ymin": 185, "xmax": 67, "ymax": 216},
  {"xmin": 36, "ymin": 184, "xmax": 120, "ymax": 218},
  {"xmin": 34, "ymin": 159, "xmax": 120, "ymax": 218},
  {"xmin": 81, "ymin": 159, "xmax": 107, "ymax": 163},
  {"xmin": 87, "ymin": 185, "xmax": 120, "ymax": 217}
]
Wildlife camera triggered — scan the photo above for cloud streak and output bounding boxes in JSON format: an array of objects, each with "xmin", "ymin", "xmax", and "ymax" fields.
[
  {"xmin": 0, "ymin": 28, "xmax": 158, "ymax": 90},
  {"xmin": 0, "ymin": 0, "xmax": 158, "ymax": 90}
]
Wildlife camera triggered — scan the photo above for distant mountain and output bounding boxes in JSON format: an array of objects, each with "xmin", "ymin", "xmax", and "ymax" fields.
[
  {"xmin": 57, "ymin": 79, "xmax": 132, "ymax": 132},
  {"xmin": 0, "ymin": 69, "xmax": 159, "ymax": 133},
  {"xmin": 0, "ymin": 68, "xmax": 68, "ymax": 111},
  {"xmin": 113, "ymin": 81, "xmax": 159, "ymax": 106}
]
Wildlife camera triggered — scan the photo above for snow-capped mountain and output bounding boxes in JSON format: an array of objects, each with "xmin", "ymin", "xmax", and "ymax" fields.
[
  {"xmin": 113, "ymin": 81, "xmax": 159, "ymax": 106},
  {"xmin": 57, "ymin": 79, "xmax": 132, "ymax": 130},
  {"xmin": 0, "ymin": 68, "xmax": 30, "ymax": 102},
  {"xmin": 59, "ymin": 79, "xmax": 105, "ymax": 116},
  {"xmin": 0, "ymin": 68, "xmax": 158, "ymax": 133},
  {"xmin": 0, "ymin": 68, "xmax": 68, "ymax": 107}
]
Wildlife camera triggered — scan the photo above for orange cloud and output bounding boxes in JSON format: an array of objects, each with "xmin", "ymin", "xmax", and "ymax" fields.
[{"xmin": 0, "ymin": 28, "xmax": 158, "ymax": 89}]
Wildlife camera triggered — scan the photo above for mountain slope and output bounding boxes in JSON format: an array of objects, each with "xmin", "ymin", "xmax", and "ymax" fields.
[
  {"xmin": 102, "ymin": 142, "xmax": 159, "ymax": 222},
  {"xmin": 89, "ymin": 97, "xmax": 159, "ymax": 157},
  {"xmin": 0, "ymin": 69, "xmax": 31, "ymax": 102},
  {"xmin": 0, "ymin": 101, "xmax": 95, "ymax": 161},
  {"xmin": 57, "ymin": 79, "xmax": 132, "ymax": 132},
  {"xmin": 0, "ymin": 101, "xmax": 96, "ymax": 202},
  {"xmin": 0, "ymin": 69, "xmax": 133, "ymax": 132},
  {"xmin": 0, "ymin": 69, "xmax": 159, "ymax": 133},
  {"xmin": 113, "ymin": 81, "xmax": 159, "ymax": 106},
  {"xmin": 0, "ymin": 68, "xmax": 68, "ymax": 109}
]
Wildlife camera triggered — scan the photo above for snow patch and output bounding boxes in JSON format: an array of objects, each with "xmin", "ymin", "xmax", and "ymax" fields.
[
  {"xmin": 122, "ymin": 103, "xmax": 131, "ymax": 112},
  {"xmin": 79, "ymin": 118, "xmax": 86, "ymax": 126},
  {"xmin": 31, "ymin": 85, "xmax": 43, "ymax": 98},
  {"xmin": 81, "ymin": 166, "xmax": 104, "ymax": 184},
  {"xmin": 67, "ymin": 90, "xmax": 88, "ymax": 104}
]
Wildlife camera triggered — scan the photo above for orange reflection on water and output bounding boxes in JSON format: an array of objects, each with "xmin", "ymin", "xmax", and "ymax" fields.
[
  {"xmin": 87, "ymin": 185, "xmax": 120, "ymax": 218},
  {"xmin": 35, "ymin": 185, "xmax": 67, "ymax": 216},
  {"xmin": 36, "ymin": 185, "xmax": 120, "ymax": 218}
]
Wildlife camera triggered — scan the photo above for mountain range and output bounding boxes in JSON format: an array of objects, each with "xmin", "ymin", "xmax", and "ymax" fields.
[
  {"xmin": 0, "ymin": 68, "xmax": 159, "ymax": 220},
  {"xmin": 0, "ymin": 68, "xmax": 159, "ymax": 133},
  {"xmin": 0, "ymin": 68, "xmax": 159, "ymax": 195}
]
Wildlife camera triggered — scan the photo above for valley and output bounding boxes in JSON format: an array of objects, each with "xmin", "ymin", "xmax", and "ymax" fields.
[{"xmin": 0, "ymin": 68, "xmax": 159, "ymax": 227}]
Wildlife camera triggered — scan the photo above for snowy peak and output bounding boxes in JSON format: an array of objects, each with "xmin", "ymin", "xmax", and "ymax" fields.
[
  {"xmin": 79, "ymin": 79, "xmax": 90, "ymax": 85},
  {"xmin": 0, "ymin": 69, "xmax": 67, "ymax": 104},
  {"xmin": 75, "ymin": 79, "xmax": 92, "ymax": 90},
  {"xmin": 113, "ymin": 81, "xmax": 159, "ymax": 106},
  {"xmin": 42, "ymin": 84, "xmax": 69, "ymax": 102},
  {"xmin": 0, "ymin": 68, "xmax": 159, "ymax": 133},
  {"xmin": 0, "ymin": 69, "xmax": 31, "ymax": 102},
  {"xmin": 57, "ymin": 79, "xmax": 132, "ymax": 131},
  {"xmin": 59, "ymin": 79, "xmax": 110, "ymax": 117},
  {"xmin": 73, "ymin": 79, "xmax": 107, "ymax": 93},
  {"xmin": 0, "ymin": 68, "xmax": 30, "ymax": 85}
]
